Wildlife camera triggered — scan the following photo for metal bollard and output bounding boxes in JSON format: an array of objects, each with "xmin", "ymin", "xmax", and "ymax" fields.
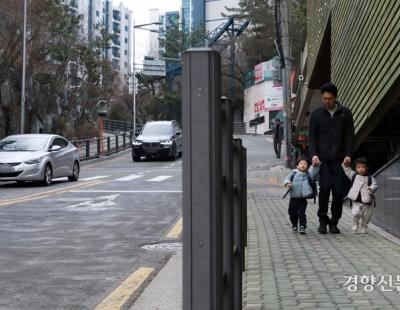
[
  {"xmin": 221, "ymin": 97, "xmax": 234, "ymax": 310},
  {"xmin": 97, "ymin": 138, "xmax": 101, "ymax": 157},
  {"xmin": 85, "ymin": 140, "xmax": 90, "ymax": 161},
  {"xmin": 115, "ymin": 134, "xmax": 119, "ymax": 152},
  {"xmin": 232, "ymin": 138, "xmax": 245, "ymax": 309},
  {"xmin": 107, "ymin": 136, "xmax": 111, "ymax": 156},
  {"xmin": 123, "ymin": 133, "xmax": 126, "ymax": 149},
  {"xmin": 182, "ymin": 48, "xmax": 223, "ymax": 310},
  {"xmin": 241, "ymin": 146, "xmax": 247, "ymax": 271}
]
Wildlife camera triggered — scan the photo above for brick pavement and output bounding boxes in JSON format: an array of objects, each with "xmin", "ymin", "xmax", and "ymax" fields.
[{"xmin": 243, "ymin": 170, "xmax": 400, "ymax": 310}]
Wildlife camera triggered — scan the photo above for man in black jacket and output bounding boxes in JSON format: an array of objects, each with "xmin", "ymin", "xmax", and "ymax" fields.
[
  {"xmin": 273, "ymin": 118, "xmax": 284, "ymax": 158},
  {"xmin": 309, "ymin": 83, "xmax": 355, "ymax": 234}
]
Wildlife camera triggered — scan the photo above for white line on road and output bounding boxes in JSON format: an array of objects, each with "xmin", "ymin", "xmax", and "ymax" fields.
[
  {"xmin": 80, "ymin": 176, "xmax": 109, "ymax": 181},
  {"xmin": 71, "ymin": 190, "xmax": 182, "ymax": 193},
  {"xmin": 146, "ymin": 176, "xmax": 173, "ymax": 182},
  {"xmin": 115, "ymin": 175, "xmax": 144, "ymax": 182}
]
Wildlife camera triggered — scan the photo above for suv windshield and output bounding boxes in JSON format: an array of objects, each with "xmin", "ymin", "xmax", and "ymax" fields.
[
  {"xmin": 0, "ymin": 137, "xmax": 49, "ymax": 152},
  {"xmin": 141, "ymin": 123, "xmax": 173, "ymax": 136}
]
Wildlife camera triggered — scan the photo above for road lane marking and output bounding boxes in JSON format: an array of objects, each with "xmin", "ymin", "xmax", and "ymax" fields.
[
  {"xmin": 0, "ymin": 180, "xmax": 109, "ymax": 207},
  {"xmin": 65, "ymin": 194, "xmax": 119, "ymax": 211},
  {"xmin": 165, "ymin": 217, "xmax": 183, "ymax": 239},
  {"xmin": 95, "ymin": 267, "xmax": 155, "ymax": 310},
  {"xmin": 115, "ymin": 175, "xmax": 144, "ymax": 182},
  {"xmin": 146, "ymin": 175, "xmax": 173, "ymax": 182},
  {"xmin": 72, "ymin": 190, "xmax": 182, "ymax": 194},
  {"xmin": 80, "ymin": 176, "xmax": 109, "ymax": 181}
]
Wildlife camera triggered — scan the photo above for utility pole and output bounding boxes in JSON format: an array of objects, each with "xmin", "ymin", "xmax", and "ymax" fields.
[
  {"xmin": 20, "ymin": 0, "xmax": 27, "ymax": 134},
  {"xmin": 275, "ymin": 0, "xmax": 293, "ymax": 167},
  {"xmin": 132, "ymin": 20, "xmax": 136, "ymax": 135}
]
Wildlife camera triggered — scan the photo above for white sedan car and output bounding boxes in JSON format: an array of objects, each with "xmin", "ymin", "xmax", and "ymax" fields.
[{"xmin": 0, "ymin": 134, "xmax": 80, "ymax": 186}]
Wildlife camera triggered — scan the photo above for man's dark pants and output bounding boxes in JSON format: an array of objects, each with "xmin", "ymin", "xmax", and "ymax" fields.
[
  {"xmin": 318, "ymin": 160, "xmax": 346, "ymax": 226},
  {"xmin": 273, "ymin": 139, "xmax": 282, "ymax": 157},
  {"xmin": 288, "ymin": 198, "xmax": 307, "ymax": 227}
]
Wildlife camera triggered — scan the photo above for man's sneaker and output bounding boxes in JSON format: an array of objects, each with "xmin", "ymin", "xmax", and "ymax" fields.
[
  {"xmin": 352, "ymin": 224, "xmax": 359, "ymax": 232},
  {"xmin": 299, "ymin": 226, "xmax": 306, "ymax": 234},
  {"xmin": 292, "ymin": 225, "xmax": 298, "ymax": 232},
  {"xmin": 329, "ymin": 225, "xmax": 341, "ymax": 234},
  {"xmin": 318, "ymin": 225, "xmax": 327, "ymax": 234},
  {"xmin": 358, "ymin": 226, "xmax": 368, "ymax": 234}
]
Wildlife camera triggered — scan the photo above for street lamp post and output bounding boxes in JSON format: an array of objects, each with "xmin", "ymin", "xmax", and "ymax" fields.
[
  {"xmin": 20, "ymin": 0, "xmax": 27, "ymax": 134},
  {"xmin": 132, "ymin": 21, "xmax": 161, "ymax": 135}
]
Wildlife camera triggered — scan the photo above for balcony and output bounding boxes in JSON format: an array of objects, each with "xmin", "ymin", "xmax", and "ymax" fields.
[
  {"xmin": 113, "ymin": 22, "xmax": 121, "ymax": 34},
  {"xmin": 113, "ymin": 10, "xmax": 121, "ymax": 22},
  {"xmin": 112, "ymin": 48, "xmax": 121, "ymax": 58},
  {"xmin": 112, "ymin": 37, "xmax": 121, "ymax": 46}
]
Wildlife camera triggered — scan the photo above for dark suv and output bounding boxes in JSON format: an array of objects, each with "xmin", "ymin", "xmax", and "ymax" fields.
[{"xmin": 132, "ymin": 121, "xmax": 183, "ymax": 161}]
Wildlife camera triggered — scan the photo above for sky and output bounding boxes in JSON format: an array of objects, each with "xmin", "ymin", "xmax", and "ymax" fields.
[{"xmin": 119, "ymin": 0, "xmax": 182, "ymax": 65}]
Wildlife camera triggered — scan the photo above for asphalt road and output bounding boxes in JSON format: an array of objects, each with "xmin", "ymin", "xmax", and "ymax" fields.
[{"xmin": 0, "ymin": 152, "xmax": 182, "ymax": 309}]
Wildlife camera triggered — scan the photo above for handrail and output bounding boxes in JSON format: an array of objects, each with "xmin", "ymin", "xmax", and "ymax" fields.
[{"xmin": 373, "ymin": 153, "xmax": 400, "ymax": 177}]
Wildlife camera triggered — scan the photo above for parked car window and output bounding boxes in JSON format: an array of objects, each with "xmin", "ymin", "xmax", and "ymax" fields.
[
  {"xmin": 51, "ymin": 138, "xmax": 69, "ymax": 149},
  {"xmin": 141, "ymin": 123, "xmax": 174, "ymax": 136},
  {"xmin": 0, "ymin": 137, "xmax": 48, "ymax": 151}
]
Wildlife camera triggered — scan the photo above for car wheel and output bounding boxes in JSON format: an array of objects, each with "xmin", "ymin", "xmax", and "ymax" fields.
[
  {"xmin": 42, "ymin": 164, "xmax": 53, "ymax": 186},
  {"xmin": 133, "ymin": 155, "xmax": 141, "ymax": 162},
  {"xmin": 68, "ymin": 161, "xmax": 80, "ymax": 182}
]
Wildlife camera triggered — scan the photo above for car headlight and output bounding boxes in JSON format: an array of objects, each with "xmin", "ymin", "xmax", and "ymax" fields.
[
  {"xmin": 160, "ymin": 140, "xmax": 173, "ymax": 146},
  {"xmin": 24, "ymin": 158, "xmax": 42, "ymax": 165},
  {"xmin": 133, "ymin": 140, "xmax": 143, "ymax": 146}
]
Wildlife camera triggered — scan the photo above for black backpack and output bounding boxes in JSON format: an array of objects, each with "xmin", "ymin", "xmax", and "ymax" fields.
[
  {"xmin": 351, "ymin": 173, "xmax": 372, "ymax": 187},
  {"xmin": 283, "ymin": 171, "xmax": 318, "ymax": 202}
]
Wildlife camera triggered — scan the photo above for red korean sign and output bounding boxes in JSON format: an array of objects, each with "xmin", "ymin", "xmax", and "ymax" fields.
[{"xmin": 254, "ymin": 100, "xmax": 265, "ymax": 113}]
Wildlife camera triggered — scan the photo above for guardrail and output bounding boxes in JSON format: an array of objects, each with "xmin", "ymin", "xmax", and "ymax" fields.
[
  {"xmin": 102, "ymin": 119, "xmax": 143, "ymax": 136},
  {"xmin": 71, "ymin": 131, "xmax": 134, "ymax": 161}
]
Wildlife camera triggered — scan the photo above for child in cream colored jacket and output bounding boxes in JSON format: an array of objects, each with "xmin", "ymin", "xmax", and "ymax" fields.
[{"xmin": 342, "ymin": 158, "xmax": 378, "ymax": 234}]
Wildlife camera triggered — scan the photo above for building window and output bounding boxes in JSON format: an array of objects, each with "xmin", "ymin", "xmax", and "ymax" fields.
[
  {"xmin": 96, "ymin": 10, "xmax": 99, "ymax": 17},
  {"xmin": 125, "ymin": 25, "xmax": 128, "ymax": 31},
  {"xmin": 125, "ymin": 14, "xmax": 128, "ymax": 20},
  {"xmin": 124, "ymin": 50, "xmax": 127, "ymax": 56},
  {"xmin": 124, "ymin": 38, "xmax": 128, "ymax": 43}
]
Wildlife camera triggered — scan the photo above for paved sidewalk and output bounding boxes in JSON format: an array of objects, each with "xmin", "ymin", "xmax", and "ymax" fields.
[
  {"xmin": 130, "ymin": 251, "xmax": 182, "ymax": 310},
  {"xmin": 243, "ymin": 168, "xmax": 400, "ymax": 310}
]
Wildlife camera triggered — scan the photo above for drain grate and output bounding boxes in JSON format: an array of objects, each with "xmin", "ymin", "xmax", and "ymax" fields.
[{"xmin": 141, "ymin": 242, "xmax": 182, "ymax": 252}]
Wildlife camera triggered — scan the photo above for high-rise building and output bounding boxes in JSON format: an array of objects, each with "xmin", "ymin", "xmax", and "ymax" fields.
[
  {"xmin": 181, "ymin": 0, "xmax": 191, "ymax": 33},
  {"xmin": 159, "ymin": 11, "xmax": 179, "ymax": 55},
  {"xmin": 183, "ymin": 0, "xmax": 239, "ymax": 33},
  {"xmin": 63, "ymin": 0, "xmax": 133, "ymax": 85},
  {"xmin": 148, "ymin": 8, "xmax": 161, "ymax": 57},
  {"xmin": 104, "ymin": 1, "xmax": 133, "ymax": 83}
]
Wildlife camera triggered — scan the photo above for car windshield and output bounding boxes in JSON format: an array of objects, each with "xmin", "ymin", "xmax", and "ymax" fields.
[
  {"xmin": 0, "ymin": 137, "xmax": 49, "ymax": 152},
  {"xmin": 141, "ymin": 124, "xmax": 173, "ymax": 136}
]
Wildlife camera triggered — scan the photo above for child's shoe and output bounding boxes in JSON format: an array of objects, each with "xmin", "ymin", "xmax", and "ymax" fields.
[
  {"xmin": 352, "ymin": 220, "xmax": 359, "ymax": 233},
  {"xmin": 292, "ymin": 225, "xmax": 298, "ymax": 232},
  {"xmin": 299, "ymin": 226, "xmax": 306, "ymax": 234},
  {"xmin": 358, "ymin": 226, "xmax": 368, "ymax": 234}
]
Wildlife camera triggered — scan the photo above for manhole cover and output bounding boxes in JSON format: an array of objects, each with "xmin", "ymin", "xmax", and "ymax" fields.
[{"xmin": 141, "ymin": 242, "xmax": 182, "ymax": 252}]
